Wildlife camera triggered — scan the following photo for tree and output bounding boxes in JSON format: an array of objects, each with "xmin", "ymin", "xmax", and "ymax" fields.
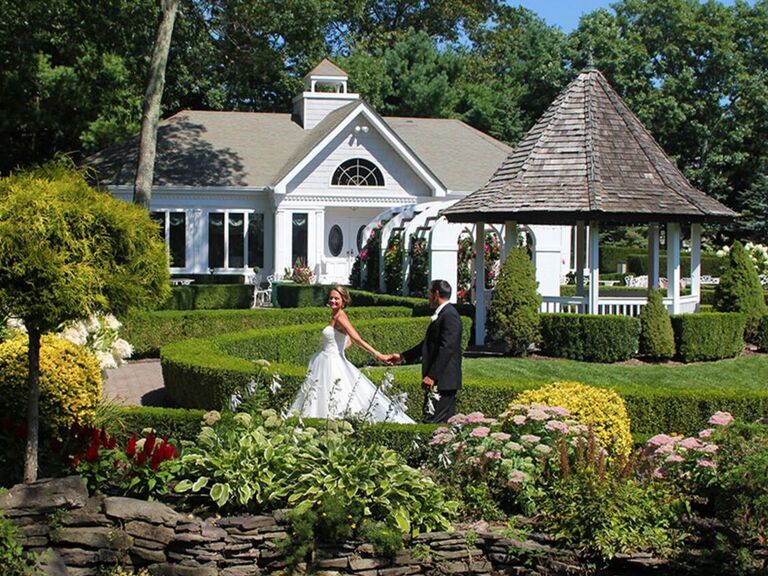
[
  {"xmin": 134, "ymin": 0, "xmax": 180, "ymax": 209},
  {"xmin": 487, "ymin": 246, "xmax": 541, "ymax": 356},
  {"xmin": 638, "ymin": 289, "xmax": 675, "ymax": 360},
  {"xmin": 0, "ymin": 162, "xmax": 169, "ymax": 481},
  {"xmin": 713, "ymin": 240, "xmax": 767, "ymax": 341}
]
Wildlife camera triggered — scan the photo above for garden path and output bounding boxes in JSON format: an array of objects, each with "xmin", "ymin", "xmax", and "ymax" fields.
[{"xmin": 103, "ymin": 359, "xmax": 172, "ymax": 407}]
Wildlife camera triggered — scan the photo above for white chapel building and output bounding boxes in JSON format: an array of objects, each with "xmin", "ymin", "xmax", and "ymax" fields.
[{"xmin": 88, "ymin": 59, "xmax": 570, "ymax": 291}]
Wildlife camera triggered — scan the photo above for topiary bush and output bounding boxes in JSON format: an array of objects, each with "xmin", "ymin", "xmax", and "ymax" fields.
[
  {"xmin": 758, "ymin": 315, "xmax": 768, "ymax": 352},
  {"xmin": 160, "ymin": 284, "xmax": 253, "ymax": 310},
  {"xmin": 487, "ymin": 246, "xmax": 541, "ymax": 355},
  {"xmin": 513, "ymin": 381, "xmax": 633, "ymax": 458},
  {"xmin": 713, "ymin": 241, "xmax": 767, "ymax": 340},
  {"xmin": 671, "ymin": 313, "xmax": 745, "ymax": 362},
  {"xmin": 539, "ymin": 313, "xmax": 640, "ymax": 363},
  {"xmin": 639, "ymin": 289, "xmax": 675, "ymax": 360},
  {"xmin": 0, "ymin": 335, "xmax": 102, "ymax": 433}
]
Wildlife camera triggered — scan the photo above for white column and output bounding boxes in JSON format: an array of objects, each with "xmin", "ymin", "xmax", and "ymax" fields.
[
  {"xmin": 691, "ymin": 223, "xmax": 702, "ymax": 310},
  {"xmin": 588, "ymin": 221, "xmax": 600, "ymax": 314},
  {"xmin": 273, "ymin": 210, "xmax": 291, "ymax": 278},
  {"xmin": 311, "ymin": 209, "xmax": 324, "ymax": 281},
  {"xmin": 648, "ymin": 223, "xmax": 660, "ymax": 289},
  {"xmin": 576, "ymin": 221, "xmax": 586, "ymax": 297},
  {"xmin": 532, "ymin": 225, "xmax": 563, "ymax": 299},
  {"xmin": 379, "ymin": 224, "xmax": 392, "ymax": 293},
  {"xmin": 667, "ymin": 222, "xmax": 681, "ymax": 314},
  {"xmin": 503, "ymin": 220, "xmax": 518, "ymax": 260},
  {"xmin": 429, "ymin": 220, "xmax": 463, "ymax": 304},
  {"xmin": 474, "ymin": 222, "xmax": 486, "ymax": 346}
]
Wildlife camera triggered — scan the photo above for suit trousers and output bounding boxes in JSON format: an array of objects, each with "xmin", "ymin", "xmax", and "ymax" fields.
[{"xmin": 422, "ymin": 389, "xmax": 457, "ymax": 424}]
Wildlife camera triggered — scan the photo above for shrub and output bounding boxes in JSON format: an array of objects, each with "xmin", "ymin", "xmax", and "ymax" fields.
[
  {"xmin": 487, "ymin": 247, "xmax": 541, "ymax": 355},
  {"xmin": 383, "ymin": 231, "xmax": 404, "ymax": 294},
  {"xmin": 671, "ymin": 313, "xmax": 745, "ymax": 362},
  {"xmin": 759, "ymin": 315, "xmax": 768, "ymax": 352},
  {"xmin": 714, "ymin": 241, "xmax": 767, "ymax": 340},
  {"xmin": 0, "ymin": 335, "xmax": 101, "ymax": 432},
  {"xmin": 122, "ymin": 306, "xmax": 414, "ymax": 358},
  {"xmin": 639, "ymin": 289, "xmax": 675, "ymax": 360},
  {"xmin": 0, "ymin": 511, "xmax": 35, "ymax": 576},
  {"xmin": 514, "ymin": 381, "xmax": 632, "ymax": 458},
  {"xmin": 160, "ymin": 284, "xmax": 253, "ymax": 310},
  {"xmin": 539, "ymin": 313, "xmax": 640, "ymax": 363}
]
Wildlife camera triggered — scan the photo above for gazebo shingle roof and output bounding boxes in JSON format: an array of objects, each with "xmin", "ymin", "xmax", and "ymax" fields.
[{"xmin": 443, "ymin": 68, "xmax": 737, "ymax": 224}]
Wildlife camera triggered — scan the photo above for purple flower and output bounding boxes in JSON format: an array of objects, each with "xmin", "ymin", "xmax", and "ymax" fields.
[
  {"xmin": 708, "ymin": 411, "xmax": 734, "ymax": 426},
  {"xmin": 469, "ymin": 426, "xmax": 491, "ymax": 438}
]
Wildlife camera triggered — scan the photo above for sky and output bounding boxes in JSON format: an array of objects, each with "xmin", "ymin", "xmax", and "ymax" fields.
[{"xmin": 509, "ymin": 0, "xmax": 749, "ymax": 33}]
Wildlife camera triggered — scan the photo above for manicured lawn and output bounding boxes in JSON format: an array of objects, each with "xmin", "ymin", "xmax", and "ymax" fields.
[{"xmin": 391, "ymin": 353, "xmax": 768, "ymax": 392}]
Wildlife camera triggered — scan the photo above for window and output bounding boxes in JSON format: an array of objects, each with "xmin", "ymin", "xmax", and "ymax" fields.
[
  {"xmin": 151, "ymin": 211, "xmax": 186, "ymax": 268},
  {"xmin": 356, "ymin": 225, "xmax": 366, "ymax": 251},
  {"xmin": 208, "ymin": 211, "xmax": 265, "ymax": 269},
  {"xmin": 328, "ymin": 225, "xmax": 343, "ymax": 257},
  {"xmin": 331, "ymin": 158, "xmax": 384, "ymax": 187},
  {"xmin": 292, "ymin": 213, "xmax": 308, "ymax": 265}
]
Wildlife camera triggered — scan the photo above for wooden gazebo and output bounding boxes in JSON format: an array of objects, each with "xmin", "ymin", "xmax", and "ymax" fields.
[{"xmin": 442, "ymin": 67, "xmax": 737, "ymax": 345}]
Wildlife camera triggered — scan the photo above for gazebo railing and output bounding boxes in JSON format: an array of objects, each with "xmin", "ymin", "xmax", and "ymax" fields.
[{"xmin": 539, "ymin": 294, "xmax": 699, "ymax": 316}]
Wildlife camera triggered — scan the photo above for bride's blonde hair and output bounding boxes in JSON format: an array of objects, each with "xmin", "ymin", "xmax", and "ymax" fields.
[{"xmin": 331, "ymin": 285, "xmax": 351, "ymax": 308}]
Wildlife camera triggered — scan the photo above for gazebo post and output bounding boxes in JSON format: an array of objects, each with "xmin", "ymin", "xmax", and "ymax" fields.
[
  {"xmin": 503, "ymin": 220, "xmax": 518, "ymax": 260},
  {"xmin": 474, "ymin": 222, "xmax": 486, "ymax": 346},
  {"xmin": 648, "ymin": 223, "xmax": 660, "ymax": 289},
  {"xmin": 576, "ymin": 221, "xmax": 586, "ymax": 298},
  {"xmin": 690, "ymin": 223, "xmax": 702, "ymax": 310},
  {"xmin": 667, "ymin": 222, "xmax": 681, "ymax": 314},
  {"xmin": 588, "ymin": 221, "xmax": 600, "ymax": 314}
]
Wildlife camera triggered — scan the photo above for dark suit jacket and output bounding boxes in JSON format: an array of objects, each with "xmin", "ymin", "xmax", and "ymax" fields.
[{"xmin": 401, "ymin": 303, "xmax": 462, "ymax": 391}]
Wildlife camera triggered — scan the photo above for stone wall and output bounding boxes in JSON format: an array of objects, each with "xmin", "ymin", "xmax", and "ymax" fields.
[{"xmin": 0, "ymin": 476, "xmax": 704, "ymax": 575}]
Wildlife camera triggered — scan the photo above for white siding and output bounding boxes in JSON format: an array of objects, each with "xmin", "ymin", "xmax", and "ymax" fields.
[{"xmin": 286, "ymin": 114, "xmax": 431, "ymax": 198}]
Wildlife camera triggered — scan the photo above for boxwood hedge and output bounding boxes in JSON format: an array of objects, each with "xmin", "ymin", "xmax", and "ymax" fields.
[
  {"xmin": 123, "ymin": 306, "xmax": 414, "ymax": 358},
  {"xmin": 160, "ymin": 284, "xmax": 254, "ymax": 310},
  {"xmin": 274, "ymin": 284, "xmax": 427, "ymax": 309},
  {"xmin": 539, "ymin": 313, "xmax": 640, "ymax": 362},
  {"xmin": 161, "ymin": 316, "xmax": 472, "ymax": 411},
  {"xmin": 671, "ymin": 312, "xmax": 746, "ymax": 362}
]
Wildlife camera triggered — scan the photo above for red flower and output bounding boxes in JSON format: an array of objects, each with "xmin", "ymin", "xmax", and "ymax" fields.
[
  {"xmin": 136, "ymin": 452, "xmax": 147, "ymax": 466},
  {"xmin": 85, "ymin": 442, "xmax": 99, "ymax": 463},
  {"xmin": 126, "ymin": 435, "xmax": 137, "ymax": 458},
  {"xmin": 143, "ymin": 432, "xmax": 156, "ymax": 456}
]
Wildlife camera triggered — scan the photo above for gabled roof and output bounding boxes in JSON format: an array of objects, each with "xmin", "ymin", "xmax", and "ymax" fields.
[
  {"xmin": 443, "ymin": 68, "xmax": 737, "ymax": 224},
  {"xmin": 86, "ymin": 108, "xmax": 513, "ymax": 193},
  {"xmin": 305, "ymin": 58, "xmax": 347, "ymax": 79}
]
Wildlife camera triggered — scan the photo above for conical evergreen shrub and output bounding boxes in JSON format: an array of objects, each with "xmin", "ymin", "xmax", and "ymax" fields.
[
  {"xmin": 713, "ymin": 241, "xmax": 767, "ymax": 340},
  {"xmin": 487, "ymin": 246, "xmax": 541, "ymax": 356},
  {"xmin": 639, "ymin": 289, "xmax": 675, "ymax": 360}
]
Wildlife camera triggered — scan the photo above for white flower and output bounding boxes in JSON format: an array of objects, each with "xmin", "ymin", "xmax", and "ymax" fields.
[
  {"xmin": 103, "ymin": 314, "xmax": 121, "ymax": 330},
  {"xmin": 111, "ymin": 338, "xmax": 133, "ymax": 361},
  {"xmin": 96, "ymin": 350, "xmax": 117, "ymax": 370},
  {"xmin": 6, "ymin": 317, "xmax": 26, "ymax": 333},
  {"xmin": 269, "ymin": 373, "xmax": 282, "ymax": 394},
  {"xmin": 430, "ymin": 313, "xmax": 439, "ymax": 322}
]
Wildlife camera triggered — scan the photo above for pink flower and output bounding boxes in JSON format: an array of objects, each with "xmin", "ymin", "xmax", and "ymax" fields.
[
  {"xmin": 434, "ymin": 427, "xmax": 450, "ymax": 435},
  {"xmin": 484, "ymin": 450, "xmax": 501, "ymax": 460},
  {"xmin": 680, "ymin": 437, "xmax": 703, "ymax": 450},
  {"xmin": 545, "ymin": 420, "xmax": 569, "ymax": 434},
  {"xmin": 469, "ymin": 427, "xmax": 491, "ymax": 438},
  {"xmin": 507, "ymin": 470, "xmax": 529, "ymax": 485},
  {"xmin": 490, "ymin": 432, "xmax": 511, "ymax": 442},
  {"xmin": 527, "ymin": 408, "xmax": 548, "ymax": 421},
  {"xmin": 698, "ymin": 428, "xmax": 714, "ymax": 438},
  {"xmin": 465, "ymin": 412, "xmax": 486, "ymax": 424},
  {"xmin": 654, "ymin": 444, "xmax": 674, "ymax": 455},
  {"xmin": 665, "ymin": 453, "xmax": 685, "ymax": 463},
  {"xmin": 708, "ymin": 411, "xmax": 733, "ymax": 426},
  {"xmin": 647, "ymin": 434, "xmax": 676, "ymax": 447},
  {"xmin": 520, "ymin": 434, "xmax": 541, "ymax": 444},
  {"xmin": 452, "ymin": 442, "xmax": 466, "ymax": 452},
  {"xmin": 505, "ymin": 441, "xmax": 523, "ymax": 452},
  {"xmin": 700, "ymin": 444, "xmax": 719, "ymax": 453},
  {"xmin": 545, "ymin": 406, "xmax": 571, "ymax": 417},
  {"xmin": 652, "ymin": 467, "xmax": 666, "ymax": 479},
  {"xmin": 511, "ymin": 415, "xmax": 527, "ymax": 426},
  {"xmin": 696, "ymin": 459, "xmax": 716, "ymax": 469},
  {"xmin": 447, "ymin": 414, "xmax": 467, "ymax": 425},
  {"xmin": 535, "ymin": 444, "xmax": 553, "ymax": 455}
]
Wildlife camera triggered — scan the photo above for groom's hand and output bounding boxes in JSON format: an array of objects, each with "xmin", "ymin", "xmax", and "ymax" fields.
[{"xmin": 422, "ymin": 376, "xmax": 434, "ymax": 390}]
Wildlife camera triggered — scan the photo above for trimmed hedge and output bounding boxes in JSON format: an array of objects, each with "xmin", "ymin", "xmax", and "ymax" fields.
[
  {"xmin": 122, "ymin": 306, "xmax": 414, "ymax": 358},
  {"xmin": 161, "ymin": 316, "xmax": 472, "ymax": 410},
  {"xmin": 759, "ymin": 315, "xmax": 768, "ymax": 352},
  {"xmin": 539, "ymin": 313, "xmax": 640, "ymax": 363},
  {"xmin": 626, "ymin": 253, "xmax": 723, "ymax": 277},
  {"xmin": 671, "ymin": 313, "xmax": 746, "ymax": 362},
  {"xmin": 273, "ymin": 284, "xmax": 427, "ymax": 309},
  {"xmin": 160, "ymin": 285, "xmax": 253, "ymax": 310},
  {"xmin": 114, "ymin": 406, "xmax": 206, "ymax": 440}
]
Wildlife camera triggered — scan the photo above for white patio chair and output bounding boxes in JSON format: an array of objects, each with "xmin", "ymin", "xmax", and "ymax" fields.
[
  {"xmin": 252, "ymin": 275, "xmax": 274, "ymax": 307},
  {"xmin": 759, "ymin": 274, "xmax": 768, "ymax": 286}
]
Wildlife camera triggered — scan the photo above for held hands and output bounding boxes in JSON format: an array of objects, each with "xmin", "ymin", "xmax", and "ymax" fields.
[{"xmin": 379, "ymin": 353, "xmax": 402, "ymax": 366}]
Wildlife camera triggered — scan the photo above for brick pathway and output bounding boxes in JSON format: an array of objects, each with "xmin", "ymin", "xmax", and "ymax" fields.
[{"xmin": 103, "ymin": 359, "xmax": 173, "ymax": 407}]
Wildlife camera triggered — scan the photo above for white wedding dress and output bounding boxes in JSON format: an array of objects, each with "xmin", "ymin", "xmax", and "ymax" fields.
[{"xmin": 290, "ymin": 325, "xmax": 414, "ymax": 423}]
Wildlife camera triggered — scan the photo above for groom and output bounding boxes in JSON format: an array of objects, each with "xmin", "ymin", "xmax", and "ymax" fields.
[{"xmin": 388, "ymin": 279, "xmax": 462, "ymax": 423}]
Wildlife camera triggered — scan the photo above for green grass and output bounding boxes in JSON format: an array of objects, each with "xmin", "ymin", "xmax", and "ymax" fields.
[{"xmin": 389, "ymin": 354, "xmax": 768, "ymax": 392}]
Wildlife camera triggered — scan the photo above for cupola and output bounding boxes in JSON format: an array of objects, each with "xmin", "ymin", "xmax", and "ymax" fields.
[{"xmin": 292, "ymin": 59, "xmax": 359, "ymax": 129}]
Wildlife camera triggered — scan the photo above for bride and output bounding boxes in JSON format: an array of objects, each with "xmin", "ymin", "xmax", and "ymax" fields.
[{"xmin": 289, "ymin": 285, "xmax": 413, "ymax": 423}]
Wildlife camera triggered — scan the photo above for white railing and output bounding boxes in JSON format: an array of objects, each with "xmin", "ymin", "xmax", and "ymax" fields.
[{"xmin": 539, "ymin": 294, "xmax": 699, "ymax": 316}]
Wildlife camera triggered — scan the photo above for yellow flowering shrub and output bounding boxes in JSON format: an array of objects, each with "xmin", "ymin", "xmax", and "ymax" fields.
[
  {"xmin": 0, "ymin": 335, "xmax": 102, "ymax": 431},
  {"xmin": 512, "ymin": 381, "xmax": 632, "ymax": 458}
]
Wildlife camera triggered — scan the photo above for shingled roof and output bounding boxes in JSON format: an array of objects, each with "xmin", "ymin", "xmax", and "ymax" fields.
[{"xmin": 443, "ymin": 67, "xmax": 737, "ymax": 224}]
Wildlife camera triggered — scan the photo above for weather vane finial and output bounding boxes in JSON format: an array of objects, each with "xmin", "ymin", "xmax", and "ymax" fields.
[{"xmin": 586, "ymin": 46, "xmax": 595, "ymax": 69}]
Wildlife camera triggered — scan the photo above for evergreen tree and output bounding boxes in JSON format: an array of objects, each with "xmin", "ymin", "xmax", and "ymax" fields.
[
  {"xmin": 639, "ymin": 289, "xmax": 675, "ymax": 360},
  {"xmin": 487, "ymin": 246, "xmax": 541, "ymax": 356},
  {"xmin": 713, "ymin": 241, "xmax": 767, "ymax": 340}
]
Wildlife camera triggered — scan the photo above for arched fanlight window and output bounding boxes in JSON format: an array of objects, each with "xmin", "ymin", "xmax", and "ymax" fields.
[{"xmin": 332, "ymin": 158, "xmax": 385, "ymax": 187}]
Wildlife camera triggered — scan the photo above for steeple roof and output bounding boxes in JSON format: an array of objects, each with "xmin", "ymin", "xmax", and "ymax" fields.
[
  {"xmin": 305, "ymin": 58, "xmax": 348, "ymax": 79},
  {"xmin": 443, "ymin": 68, "xmax": 737, "ymax": 224}
]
